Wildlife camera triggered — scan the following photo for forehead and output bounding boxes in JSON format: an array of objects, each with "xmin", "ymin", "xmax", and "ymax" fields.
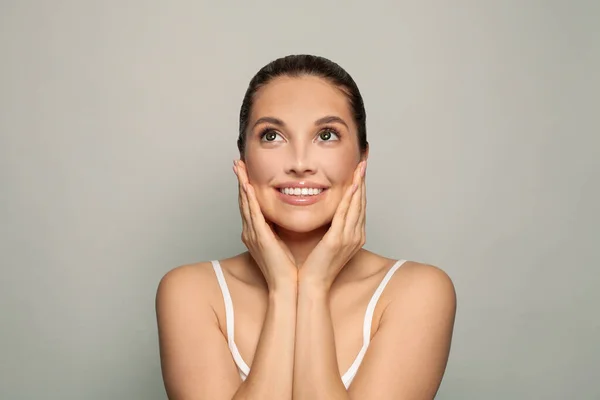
[{"xmin": 250, "ymin": 75, "xmax": 354, "ymax": 128}]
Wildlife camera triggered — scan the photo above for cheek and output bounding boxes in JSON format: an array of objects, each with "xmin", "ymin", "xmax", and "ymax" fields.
[
  {"xmin": 246, "ymin": 157, "xmax": 275, "ymax": 184},
  {"xmin": 321, "ymin": 156, "xmax": 357, "ymax": 184}
]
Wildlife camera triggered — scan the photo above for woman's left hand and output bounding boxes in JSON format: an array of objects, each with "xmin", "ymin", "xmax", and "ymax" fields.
[{"xmin": 299, "ymin": 160, "xmax": 367, "ymax": 291}]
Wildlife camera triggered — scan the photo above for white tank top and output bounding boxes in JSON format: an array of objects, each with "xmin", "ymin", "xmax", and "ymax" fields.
[{"xmin": 211, "ymin": 259, "xmax": 406, "ymax": 389}]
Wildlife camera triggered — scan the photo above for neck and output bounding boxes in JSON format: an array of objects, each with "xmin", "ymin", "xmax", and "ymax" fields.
[{"xmin": 274, "ymin": 224, "xmax": 330, "ymax": 267}]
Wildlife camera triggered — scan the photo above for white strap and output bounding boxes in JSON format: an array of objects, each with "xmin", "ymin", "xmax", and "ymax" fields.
[
  {"xmin": 211, "ymin": 260, "xmax": 251, "ymax": 375},
  {"xmin": 212, "ymin": 258, "xmax": 406, "ymax": 385},
  {"xmin": 341, "ymin": 259, "xmax": 407, "ymax": 387}
]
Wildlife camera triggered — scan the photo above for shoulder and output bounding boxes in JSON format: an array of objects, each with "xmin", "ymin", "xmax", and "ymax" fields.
[
  {"xmin": 155, "ymin": 253, "xmax": 254, "ymax": 308},
  {"xmin": 354, "ymin": 250, "xmax": 455, "ymax": 298},
  {"xmin": 395, "ymin": 261, "xmax": 455, "ymax": 292},
  {"xmin": 156, "ymin": 261, "xmax": 215, "ymax": 299},
  {"xmin": 155, "ymin": 261, "xmax": 226, "ymax": 348},
  {"xmin": 155, "ymin": 261, "xmax": 218, "ymax": 319},
  {"xmin": 155, "ymin": 260, "xmax": 246, "ymax": 398},
  {"xmin": 386, "ymin": 260, "xmax": 456, "ymax": 321},
  {"xmin": 347, "ymin": 261, "xmax": 456, "ymax": 397}
]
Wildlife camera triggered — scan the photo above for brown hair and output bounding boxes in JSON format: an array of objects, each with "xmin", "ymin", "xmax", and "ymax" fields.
[{"xmin": 237, "ymin": 54, "xmax": 368, "ymax": 156}]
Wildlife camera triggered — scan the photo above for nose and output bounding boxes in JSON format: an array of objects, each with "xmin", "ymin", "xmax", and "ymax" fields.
[{"xmin": 284, "ymin": 145, "xmax": 317, "ymax": 176}]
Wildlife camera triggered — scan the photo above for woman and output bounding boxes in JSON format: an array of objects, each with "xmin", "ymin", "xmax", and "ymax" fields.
[{"xmin": 156, "ymin": 54, "xmax": 456, "ymax": 399}]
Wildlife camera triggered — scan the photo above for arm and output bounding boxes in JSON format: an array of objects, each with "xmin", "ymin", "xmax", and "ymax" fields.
[
  {"xmin": 348, "ymin": 264, "xmax": 456, "ymax": 399},
  {"xmin": 156, "ymin": 265, "xmax": 241, "ymax": 399},
  {"xmin": 234, "ymin": 282, "xmax": 297, "ymax": 400},
  {"xmin": 292, "ymin": 264, "xmax": 456, "ymax": 400},
  {"xmin": 156, "ymin": 264, "xmax": 297, "ymax": 400},
  {"xmin": 293, "ymin": 279, "xmax": 349, "ymax": 399}
]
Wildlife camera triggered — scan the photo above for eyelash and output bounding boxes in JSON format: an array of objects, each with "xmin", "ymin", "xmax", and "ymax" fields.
[{"xmin": 258, "ymin": 126, "xmax": 342, "ymax": 142}]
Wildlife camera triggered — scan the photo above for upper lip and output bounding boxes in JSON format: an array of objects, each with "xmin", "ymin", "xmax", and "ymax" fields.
[{"xmin": 275, "ymin": 181, "xmax": 329, "ymax": 189}]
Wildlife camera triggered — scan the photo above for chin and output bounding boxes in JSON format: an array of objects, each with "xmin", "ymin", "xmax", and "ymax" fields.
[{"xmin": 266, "ymin": 212, "xmax": 332, "ymax": 234}]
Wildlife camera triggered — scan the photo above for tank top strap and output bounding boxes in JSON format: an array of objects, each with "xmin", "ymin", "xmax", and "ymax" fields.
[
  {"xmin": 362, "ymin": 259, "xmax": 407, "ymax": 344},
  {"xmin": 341, "ymin": 259, "xmax": 407, "ymax": 388},
  {"xmin": 210, "ymin": 260, "xmax": 251, "ymax": 376},
  {"xmin": 210, "ymin": 260, "xmax": 235, "ymax": 344}
]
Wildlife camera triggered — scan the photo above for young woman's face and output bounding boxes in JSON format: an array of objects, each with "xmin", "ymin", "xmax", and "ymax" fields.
[{"xmin": 243, "ymin": 75, "xmax": 365, "ymax": 233}]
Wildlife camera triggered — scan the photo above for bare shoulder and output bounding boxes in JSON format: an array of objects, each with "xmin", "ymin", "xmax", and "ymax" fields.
[
  {"xmin": 156, "ymin": 253, "xmax": 252, "ymax": 304},
  {"xmin": 378, "ymin": 260, "xmax": 457, "ymax": 338},
  {"xmin": 156, "ymin": 260, "xmax": 217, "ymax": 305},
  {"xmin": 155, "ymin": 257, "xmax": 247, "ymax": 399},
  {"xmin": 346, "ymin": 259, "xmax": 456, "ymax": 398},
  {"xmin": 390, "ymin": 260, "xmax": 456, "ymax": 308},
  {"xmin": 395, "ymin": 260, "xmax": 455, "ymax": 290},
  {"xmin": 155, "ymin": 261, "xmax": 222, "ymax": 343}
]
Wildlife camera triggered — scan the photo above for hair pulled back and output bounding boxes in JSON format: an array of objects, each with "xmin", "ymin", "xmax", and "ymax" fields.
[{"xmin": 237, "ymin": 54, "xmax": 368, "ymax": 156}]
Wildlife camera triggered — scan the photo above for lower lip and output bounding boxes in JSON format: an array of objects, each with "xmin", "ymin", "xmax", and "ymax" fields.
[{"xmin": 276, "ymin": 189, "xmax": 327, "ymax": 206}]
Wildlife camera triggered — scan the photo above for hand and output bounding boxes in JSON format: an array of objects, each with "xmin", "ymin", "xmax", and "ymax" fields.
[
  {"xmin": 299, "ymin": 160, "xmax": 367, "ymax": 290},
  {"xmin": 233, "ymin": 160, "xmax": 297, "ymax": 290}
]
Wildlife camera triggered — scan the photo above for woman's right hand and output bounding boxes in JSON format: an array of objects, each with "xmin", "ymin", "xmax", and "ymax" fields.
[{"xmin": 233, "ymin": 159, "xmax": 298, "ymax": 291}]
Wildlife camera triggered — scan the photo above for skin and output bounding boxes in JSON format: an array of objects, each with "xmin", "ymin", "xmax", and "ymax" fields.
[{"xmin": 156, "ymin": 75, "xmax": 457, "ymax": 399}]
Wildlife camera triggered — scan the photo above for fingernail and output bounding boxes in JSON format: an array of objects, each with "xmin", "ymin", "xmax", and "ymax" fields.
[
  {"xmin": 361, "ymin": 162, "xmax": 366, "ymax": 177},
  {"xmin": 352, "ymin": 183, "xmax": 358, "ymax": 193}
]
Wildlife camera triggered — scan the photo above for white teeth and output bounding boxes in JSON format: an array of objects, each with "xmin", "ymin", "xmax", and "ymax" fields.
[{"xmin": 279, "ymin": 187, "xmax": 324, "ymax": 196}]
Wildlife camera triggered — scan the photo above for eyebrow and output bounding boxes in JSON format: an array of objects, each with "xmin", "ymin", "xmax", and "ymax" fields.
[
  {"xmin": 252, "ymin": 115, "xmax": 349, "ymax": 130},
  {"xmin": 315, "ymin": 115, "xmax": 349, "ymax": 129}
]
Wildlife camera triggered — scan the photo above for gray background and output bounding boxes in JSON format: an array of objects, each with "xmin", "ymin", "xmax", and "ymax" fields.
[{"xmin": 1, "ymin": 1, "xmax": 599, "ymax": 399}]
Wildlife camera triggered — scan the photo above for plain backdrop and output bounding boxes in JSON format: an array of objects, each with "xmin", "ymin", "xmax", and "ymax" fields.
[{"xmin": 1, "ymin": 1, "xmax": 599, "ymax": 399}]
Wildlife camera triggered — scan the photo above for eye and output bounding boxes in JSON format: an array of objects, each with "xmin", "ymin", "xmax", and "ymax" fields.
[
  {"xmin": 316, "ymin": 128, "xmax": 340, "ymax": 142},
  {"xmin": 260, "ymin": 129, "xmax": 284, "ymax": 142}
]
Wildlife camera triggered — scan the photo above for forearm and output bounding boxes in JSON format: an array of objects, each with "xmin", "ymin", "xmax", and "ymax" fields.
[
  {"xmin": 233, "ymin": 284, "xmax": 297, "ymax": 400},
  {"xmin": 293, "ymin": 280, "xmax": 349, "ymax": 400}
]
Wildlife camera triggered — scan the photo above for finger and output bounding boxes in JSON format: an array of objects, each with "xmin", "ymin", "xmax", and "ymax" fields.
[
  {"xmin": 234, "ymin": 164, "xmax": 243, "ymax": 216},
  {"xmin": 236, "ymin": 168, "xmax": 247, "ymax": 231},
  {"xmin": 358, "ymin": 161, "xmax": 366, "ymax": 222},
  {"xmin": 237, "ymin": 160, "xmax": 250, "ymax": 186},
  {"xmin": 357, "ymin": 163, "xmax": 367, "ymax": 237},
  {"xmin": 237, "ymin": 161, "xmax": 256, "ymax": 232},
  {"xmin": 331, "ymin": 182, "xmax": 357, "ymax": 232},
  {"xmin": 330, "ymin": 162, "xmax": 363, "ymax": 235},
  {"xmin": 362, "ymin": 167, "xmax": 367, "ymax": 217},
  {"xmin": 245, "ymin": 183, "xmax": 270, "ymax": 239},
  {"xmin": 237, "ymin": 161, "xmax": 269, "ymax": 236},
  {"xmin": 344, "ymin": 173, "xmax": 363, "ymax": 238},
  {"xmin": 234, "ymin": 163, "xmax": 253, "ymax": 234}
]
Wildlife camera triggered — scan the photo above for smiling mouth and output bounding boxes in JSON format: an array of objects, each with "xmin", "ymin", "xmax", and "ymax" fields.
[
  {"xmin": 274, "ymin": 187, "xmax": 328, "ymax": 206},
  {"xmin": 277, "ymin": 187, "xmax": 327, "ymax": 196}
]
